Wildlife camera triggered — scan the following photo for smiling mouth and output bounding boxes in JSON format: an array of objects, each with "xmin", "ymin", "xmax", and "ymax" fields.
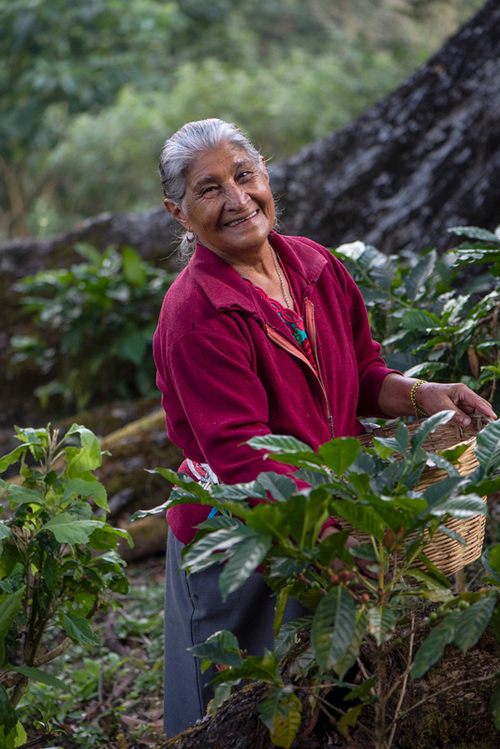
[{"xmin": 226, "ymin": 209, "xmax": 258, "ymax": 227}]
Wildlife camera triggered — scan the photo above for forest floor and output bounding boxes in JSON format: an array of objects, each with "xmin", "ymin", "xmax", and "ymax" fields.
[{"xmin": 20, "ymin": 555, "xmax": 168, "ymax": 749}]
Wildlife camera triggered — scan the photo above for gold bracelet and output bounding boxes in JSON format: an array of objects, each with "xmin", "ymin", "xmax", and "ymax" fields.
[{"xmin": 410, "ymin": 380, "xmax": 429, "ymax": 417}]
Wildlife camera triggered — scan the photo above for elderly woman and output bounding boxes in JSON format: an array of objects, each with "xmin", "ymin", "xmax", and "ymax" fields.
[{"xmin": 154, "ymin": 118, "xmax": 496, "ymax": 736}]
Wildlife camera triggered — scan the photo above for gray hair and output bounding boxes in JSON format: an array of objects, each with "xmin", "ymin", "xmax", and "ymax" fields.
[{"xmin": 158, "ymin": 119, "xmax": 265, "ymax": 260}]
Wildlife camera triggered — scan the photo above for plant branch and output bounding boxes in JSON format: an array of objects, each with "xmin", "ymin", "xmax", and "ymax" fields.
[
  {"xmin": 34, "ymin": 637, "xmax": 72, "ymax": 666},
  {"xmin": 387, "ymin": 613, "xmax": 415, "ymax": 748}
]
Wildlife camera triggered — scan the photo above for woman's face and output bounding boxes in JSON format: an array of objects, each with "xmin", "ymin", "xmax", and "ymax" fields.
[{"xmin": 165, "ymin": 142, "xmax": 275, "ymax": 265}]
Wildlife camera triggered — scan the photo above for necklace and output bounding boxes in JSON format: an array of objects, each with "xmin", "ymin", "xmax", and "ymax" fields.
[{"xmin": 271, "ymin": 247, "xmax": 292, "ymax": 309}]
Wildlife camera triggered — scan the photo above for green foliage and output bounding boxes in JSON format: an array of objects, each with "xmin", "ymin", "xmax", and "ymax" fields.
[
  {"xmin": 0, "ymin": 424, "xmax": 131, "ymax": 744},
  {"xmin": 11, "ymin": 244, "xmax": 176, "ymax": 412},
  {"xmin": 332, "ymin": 226, "xmax": 500, "ymax": 411},
  {"xmin": 17, "ymin": 566, "xmax": 165, "ymax": 748},
  {"xmin": 149, "ymin": 414, "xmax": 500, "ymax": 748}
]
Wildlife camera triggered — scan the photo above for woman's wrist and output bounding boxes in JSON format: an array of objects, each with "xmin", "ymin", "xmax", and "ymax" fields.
[{"xmin": 410, "ymin": 380, "xmax": 429, "ymax": 417}]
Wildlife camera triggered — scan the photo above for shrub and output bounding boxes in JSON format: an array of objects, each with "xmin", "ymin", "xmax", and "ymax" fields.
[
  {"xmin": 138, "ymin": 414, "xmax": 500, "ymax": 748},
  {"xmin": 11, "ymin": 244, "xmax": 176, "ymax": 413}
]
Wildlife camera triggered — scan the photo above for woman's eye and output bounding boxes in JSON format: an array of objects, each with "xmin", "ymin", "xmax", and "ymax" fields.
[
  {"xmin": 238, "ymin": 171, "xmax": 252, "ymax": 180},
  {"xmin": 202, "ymin": 185, "xmax": 217, "ymax": 195}
]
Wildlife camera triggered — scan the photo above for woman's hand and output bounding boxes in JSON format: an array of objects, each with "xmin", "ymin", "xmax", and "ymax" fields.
[
  {"xmin": 412, "ymin": 381, "xmax": 497, "ymax": 427},
  {"xmin": 378, "ymin": 373, "xmax": 497, "ymax": 427}
]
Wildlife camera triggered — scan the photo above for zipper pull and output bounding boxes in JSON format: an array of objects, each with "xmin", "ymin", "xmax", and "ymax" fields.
[{"xmin": 329, "ymin": 415, "xmax": 335, "ymax": 439}]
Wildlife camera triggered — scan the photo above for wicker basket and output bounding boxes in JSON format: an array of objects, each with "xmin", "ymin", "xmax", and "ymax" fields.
[{"xmin": 343, "ymin": 414, "xmax": 488, "ymax": 577}]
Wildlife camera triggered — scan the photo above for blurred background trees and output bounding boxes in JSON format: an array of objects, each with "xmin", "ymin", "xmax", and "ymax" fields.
[{"xmin": 0, "ymin": 0, "xmax": 484, "ymax": 241}]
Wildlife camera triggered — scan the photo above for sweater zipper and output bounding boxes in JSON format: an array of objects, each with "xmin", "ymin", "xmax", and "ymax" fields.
[{"xmin": 265, "ymin": 308, "xmax": 335, "ymax": 439}]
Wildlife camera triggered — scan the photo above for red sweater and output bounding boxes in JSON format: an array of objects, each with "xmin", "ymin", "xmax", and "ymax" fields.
[{"xmin": 153, "ymin": 232, "xmax": 397, "ymax": 543}]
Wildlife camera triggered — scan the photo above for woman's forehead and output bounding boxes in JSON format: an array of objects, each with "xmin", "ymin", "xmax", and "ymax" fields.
[{"xmin": 187, "ymin": 144, "xmax": 256, "ymax": 189}]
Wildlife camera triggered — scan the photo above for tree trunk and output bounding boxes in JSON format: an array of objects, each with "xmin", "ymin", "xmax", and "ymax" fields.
[{"xmin": 271, "ymin": 0, "xmax": 500, "ymax": 255}]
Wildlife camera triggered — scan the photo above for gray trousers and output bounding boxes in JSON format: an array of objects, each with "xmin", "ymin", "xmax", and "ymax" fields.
[{"xmin": 163, "ymin": 529, "xmax": 310, "ymax": 737}]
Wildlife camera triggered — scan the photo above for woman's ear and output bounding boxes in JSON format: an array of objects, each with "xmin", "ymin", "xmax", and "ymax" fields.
[
  {"xmin": 260, "ymin": 156, "xmax": 269, "ymax": 179},
  {"xmin": 164, "ymin": 198, "xmax": 190, "ymax": 230}
]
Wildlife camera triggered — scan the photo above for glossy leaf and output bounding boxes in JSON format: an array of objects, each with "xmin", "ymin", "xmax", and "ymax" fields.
[
  {"xmin": 258, "ymin": 690, "xmax": 302, "ymax": 749},
  {"xmin": 13, "ymin": 665, "xmax": 69, "ymax": 692},
  {"xmin": 428, "ymin": 494, "xmax": 487, "ymax": 518},
  {"xmin": 475, "ymin": 420, "xmax": 500, "ymax": 476},
  {"xmin": 0, "ymin": 445, "xmax": 28, "ymax": 474},
  {"xmin": 318, "ymin": 438, "xmax": 360, "ymax": 476},
  {"xmin": 41, "ymin": 514, "xmax": 102, "ymax": 544},
  {"xmin": 61, "ymin": 478, "xmax": 108, "ymax": 510},
  {"xmin": 63, "ymin": 613, "xmax": 101, "ymax": 646},
  {"xmin": 367, "ymin": 607, "xmax": 397, "ymax": 646},
  {"xmin": 452, "ymin": 596, "xmax": 497, "ymax": 653},
  {"xmin": 404, "ymin": 251, "xmax": 436, "ymax": 301},
  {"xmin": 448, "ymin": 226, "xmax": 500, "ymax": 243},
  {"xmin": 329, "ymin": 500, "xmax": 384, "ymax": 540},
  {"xmin": 189, "ymin": 630, "xmax": 243, "ymax": 669},
  {"xmin": 411, "ymin": 619, "xmax": 455, "ymax": 678},
  {"xmin": 219, "ymin": 533, "xmax": 272, "ymax": 601},
  {"xmin": 66, "ymin": 428, "xmax": 102, "ymax": 475},
  {"xmin": 409, "ymin": 411, "xmax": 455, "ymax": 451},
  {"xmin": 0, "ymin": 587, "xmax": 25, "ymax": 641},
  {"xmin": 311, "ymin": 586, "xmax": 356, "ymax": 677},
  {"xmin": 0, "ymin": 686, "xmax": 18, "ymax": 737},
  {"xmin": 2, "ymin": 485, "xmax": 45, "ymax": 506}
]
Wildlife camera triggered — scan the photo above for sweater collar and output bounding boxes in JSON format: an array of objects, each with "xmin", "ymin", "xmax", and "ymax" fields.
[{"xmin": 188, "ymin": 231, "xmax": 327, "ymax": 315}]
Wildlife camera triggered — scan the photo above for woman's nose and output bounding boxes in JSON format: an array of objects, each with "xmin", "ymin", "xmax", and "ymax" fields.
[{"xmin": 223, "ymin": 182, "xmax": 249, "ymax": 210}]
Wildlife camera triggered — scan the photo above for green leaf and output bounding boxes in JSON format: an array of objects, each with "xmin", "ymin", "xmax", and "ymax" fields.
[
  {"xmin": 189, "ymin": 630, "xmax": 243, "ymax": 670},
  {"xmin": 0, "ymin": 587, "xmax": 25, "ymax": 641},
  {"xmin": 258, "ymin": 690, "xmax": 302, "ymax": 749},
  {"xmin": 63, "ymin": 613, "xmax": 101, "ymax": 645},
  {"xmin": 475, "ymin": 420, "xmax": 500, "ymax": 476},
  {"xmin": 12, "ymin": 666, "xmax": 69, "ymax": 692},
  {"xmin": 452, "ymin": 596, "xmax": 497, "ymax": 654},
  {"xmin": 367, "ymin": 607, "xmax": 397, "ymax": 646},
  {"xmin": 114, "ymin": 329, "xmax": 148, "ymax": 365},
  {"xmin": 256, "ymin": 473, "xmax": 298, "ymax": 502},
  {"xmin": 410, "ymin": 411, "xmax": 455, "ymax": 450},
  {"xmin": 411, "ymin": 620, "xmax": 455, "ymax": 679},
  {"xmin": 337, "ymin": 703, "xmax": 363, "ymax": 736},
  {"xmin": 485, "ymin": 545, "xmax": 500, "ymax": 580},
  {"xmin": 41, "ymin": 514, "xmax": 103, "ymax": 544},
  {"xmin": 448, "ymin": 226, "xmax": 500, "ymax": 244},
  {"xmin": 404, "ymin": 251, "xmax": 436, "ymax": 301},
  {"xmin": 344, "ymin": 675, "xmax": 376, "ymax": 702},
  {"xmin": 247, "ymin": 434, "xmax": 313, "ymax": 454},
  {"xmin": 122, "ymin": 246, "xmax": 146, "ymax": 288},
  {"xmin": 66, "ymin": 428, "xmax": 102, "ymax": 476},
  {"xmin": 2, "ymin": 485, "xmax": 45, "ymax": 507},
  {"xmin": 401, "ymin": 309, "xmax": 441, "ymax": 332},
  {"xmin": 219, "ymin": 534, "xmax": 272, "ymax": 602},
  {"xmin": 274, "ymin": 584, "xmax": 293, "ymax": 638},
  {"xmin": 275, "ymin": 616, "xmax": 313, "ymax": 660},
  {"xmin": 0, "ymin": 686, "xmax": 18, "ymax": 736},
  {"xmin": 0, "ymin": 523, "xmax": 11, "ymax": 540},
  {"xmin": 428, "ymin": 494, "xmax": 487, "ymax": 518},
  {"xmin": 318, "ymin": 438, "xmax": 359, "ymax": 476},
  {"xmin": 0, "ymin": 446, "xmax": 28, "ymax": 475},
  {"xmin": 329, "ymin": 500, "xmax": 384, "ymax": 540},
  {"xmin": 61, "ymin": 478, "xmax": 108, "ymax": 510},
  {"xmin": 335, "ymin": 608, "xmax": 368, "ymax": 679},
  {"xmin": 311, "ymin": 586, "xmax": 356, "ymax": 677}
]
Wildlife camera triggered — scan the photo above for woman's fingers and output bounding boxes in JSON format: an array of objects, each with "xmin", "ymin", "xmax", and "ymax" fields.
[{"xmin": 416, "ymin": 382, "xmax": 497, "ymax": 426}]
